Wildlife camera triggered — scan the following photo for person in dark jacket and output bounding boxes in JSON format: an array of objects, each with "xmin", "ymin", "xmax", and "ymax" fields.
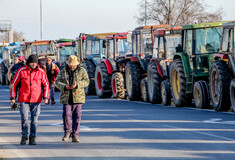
[
  {"xmin": 45, "ymin": 57, "xmax": 59, "ymax": 104},
  {"xmin": 55, "ymin": 55, "xmax": 89, "ymax": 143},
  {"xmin": 11, "ymin": 56, "xmax": 25, "ymax": 76},
  {"xmin": 10, "ymin": 55, "xmax": 49, "ymax": 145}
]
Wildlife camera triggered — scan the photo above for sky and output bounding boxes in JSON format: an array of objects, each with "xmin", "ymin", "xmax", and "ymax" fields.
[{"xmin": 0, "ymin": 0, "xmax": 235, "ymax": 41}]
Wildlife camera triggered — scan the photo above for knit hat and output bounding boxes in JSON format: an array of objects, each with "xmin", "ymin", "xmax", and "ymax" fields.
[
  {"xmin": 66, "ymin": 55, "xmax": 80, "ymax": 65},
  {"xmin": 27, "ymin": 55, "xmax": 38, "ymax": 65}
]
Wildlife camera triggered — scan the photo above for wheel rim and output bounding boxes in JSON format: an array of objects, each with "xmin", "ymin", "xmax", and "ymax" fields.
[
  {"xmin": 97, "ymin": 71, "xmax": 102, "ymax": 90},
  {"xmin": 112, "ymin": 78, "xmax": 117, "ymax": 95},
  {"xmin": 195, "ymin": 87, "xmax": 200, "ymax": 104},
  {"xmin": 172, "ymin": 69, "xmax": 180, "ymax": 100},
  {"xmin": 211, "ymin": 69, "xmax": 219, "ymax": 104},
  {"xmin": 126, "ymin": 69, "xmax": 132, "ymax": 95},
  {"xmin": 148, "ymin": 72, "xmax": 154, "ymax": 98},
  {"xmin": 161, "ymin": 83, "xmax": 166, "ymax": 103}
]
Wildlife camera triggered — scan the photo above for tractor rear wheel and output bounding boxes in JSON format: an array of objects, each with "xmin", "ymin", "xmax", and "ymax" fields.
[
  {"xmin": 170, "ymin": 59, "xmax": 192, "ymax": 107},
  {"xmin": 210, "ymin": 60, "xmax": 231, "ymax": 111},
  {"xmin": 83, "ymin": 60, "xmax": 96, "ymax": 95},
  {"xmin": 125, "ymin": 62, "xmax": 142, "ymax": 101},
  {"xmin": 141, "ymin": 77, "xmax": 149, "ymax": 102},
  {"xmin": 111, "ymin": 72, "xmax": 125, "ymax": 99},
  {"xmin": 147, "ymin": 61, "xmax": 162, "ymax": 104},
  {"xmin": 193, "ymin": 81, "xmax": 210, "ymax": 109},
  {"xmin": 95, "ymin": 63, "xmax": 112, "ymax": 98},
  {"xmin": 230, "ymin": 79, "xmax": 235, "ymax": 112},
  {"xmin": 161, "ymin": 80, "xmax": 171, "ymax": 106}
]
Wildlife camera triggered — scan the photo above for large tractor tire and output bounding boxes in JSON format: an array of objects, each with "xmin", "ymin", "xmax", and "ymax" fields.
[
  {"xmin": 161, "ymin": 80, "xmax": 171, "ymax": 106},
  {"xmin": 125, "ymin": 62, "xmax": 142, "ymax": 101},
  {"xmin": 147, "ymin": 61, "xmax": 162, "ymax": 104},
  {"xmin": 193, "ymin": 81, "xmax": 210, "ymax": 109},
  {"xmin": 209, "ymin": 60, "xmax": 231, "ymax": 111},
  {"xmin": 83, "ymin": 60, "xmax": 96, "ymax": 95},
  {"xmin": 141, "ymin": 77, "xmax": 149, "ymax": 102},
  {"xmin": 170, "ymin": 59, "xmax": 192, "ymax": 107},
  {"xmin": 1, "ymin": 63, "xmax": 8, "ymax": 85},
  {"xmin": 95, "ymin": 63, "xmax": 112, "ymax": 98},
  {"xmin": 111, "ymin": 72, "xmax": 125, "ymax": 99},
  {"xmin": 230, "ymin": 79, "xmax": 235, "ymax": 112}
]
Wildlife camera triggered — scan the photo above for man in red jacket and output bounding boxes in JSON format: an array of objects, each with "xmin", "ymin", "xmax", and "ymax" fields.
[{"xmin": 10, "ymin": 55, "xmax": 49, "ymax": 145}]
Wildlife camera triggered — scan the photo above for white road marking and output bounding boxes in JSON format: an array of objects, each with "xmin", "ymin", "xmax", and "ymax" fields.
[
  {"xmin": 163, "ymin": 124, "xmax": 235, "ymax": 141},
  {"xmin": 203, "ymin": 118, "xmax": 235, "ymax": 125}
]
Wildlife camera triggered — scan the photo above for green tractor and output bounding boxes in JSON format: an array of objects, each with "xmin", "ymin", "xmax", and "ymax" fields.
[
  {"xmin": 210, "ymin": 22, "xmax": 235, "ymax": 111},
  {"xmin": 170, "ymin": 21, "xmax": 229, "ymax": 108},
  {"xmin": 147, "ymin": 27, "xmax": 182, "ymax": 105}
]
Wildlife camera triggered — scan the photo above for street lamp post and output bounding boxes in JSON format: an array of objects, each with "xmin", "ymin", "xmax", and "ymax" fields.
[
  {"xmin": 40, "ymin": 0, "xmax": 43, "ymax": 40},
  {"xmin": 145, "ymin": 0, "xmax": 147, "ymax": 26}
]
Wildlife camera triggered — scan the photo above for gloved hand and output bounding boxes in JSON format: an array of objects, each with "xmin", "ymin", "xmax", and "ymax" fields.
[{"xmin": 11, "ymin": 102, "xmax": 19, "ymax": 111}]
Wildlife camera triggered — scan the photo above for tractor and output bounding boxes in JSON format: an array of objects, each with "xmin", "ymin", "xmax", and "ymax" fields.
[
  {"xmin": 210, "ymin": 22, "xmax": 235, "ymax": 112},
  {"xmin": 169, "ymin": 21, "xmax": 229, "ymax": 109},
  {"xmin": 125, "ymin": 25, "xmax": 170, "ymax": 101},
  {"xmin": 0, "ymin": 42, "xmax": 23, "ymax": 85},
  {"xmin": 56, "ymin": 40, "xmax": 77, "ymax": 69},
  {"xmin": 77, "ymin": 33, "xmax": 116, "ymax": 95},
  {"xmin": 147, "ymin": 27, "xmax": 182, "ymax": 105},
  {"xmin": 94, "ymin": 32, "xmax": 132, "ymax": 98}
]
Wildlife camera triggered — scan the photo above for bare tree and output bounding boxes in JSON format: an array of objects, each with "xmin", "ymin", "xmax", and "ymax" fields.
[
  {"xmin": 136, "ymin": 0, "xmax": 223, "ymax": 26},
  {"xmin": 0, "ymin": 30, "xmax": 26, "ymax": 43}
]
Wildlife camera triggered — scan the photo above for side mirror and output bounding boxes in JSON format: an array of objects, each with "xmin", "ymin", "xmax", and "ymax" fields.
[{"xmin": 102, "ymin": 40, "xmax": 106, "ymax": 48}]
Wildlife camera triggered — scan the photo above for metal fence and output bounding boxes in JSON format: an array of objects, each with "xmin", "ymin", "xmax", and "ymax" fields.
[{"xmin": 0, "ymin": 20, "xmax": 12, "ymax": 32}]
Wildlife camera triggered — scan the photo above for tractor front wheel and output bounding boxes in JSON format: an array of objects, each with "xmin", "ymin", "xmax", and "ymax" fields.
[
  {"xmin": 193, "ymin": 81, "xmax": 210, "ymax": 109},
  {"xmin": 210, "ymin": 60, "xmax": 230, "ymax": 111},
  {"xmin": 161, "ymin": 80, "xmax": 171, "ymax": 106},
  {"xmin": 141, "ymin": 77, "xmax": 149, "ymax": 102},
  {"xmin": 111, "ymin": 72, "xmax": 125, "ymax": 99},
  {"xmin": 230, "ymin": 79, "xmax": 235, "ymax": 112}
]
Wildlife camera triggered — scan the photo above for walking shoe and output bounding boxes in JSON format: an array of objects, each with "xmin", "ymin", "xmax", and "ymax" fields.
[
  {"xmin": 62, "ymin": 133, "xmax": 71, "ymax": 141},
  {"xmin": 20, "ymin": 136, "xmax": 28, "ymax": 145},
  {"xmin": 72, "ymin": 136, "xmax": 80, "ymax": 143},
  {"xmin": 29, "ymin": 137, "xmax": 36, "ymax": 145},
  {"xmin": 51, "ymin": 100, "xmax": 56, "ymax": 105}
]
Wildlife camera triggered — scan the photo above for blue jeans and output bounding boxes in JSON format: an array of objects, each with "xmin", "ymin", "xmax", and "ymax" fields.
[{"xmin": 19, "ymin": 102, "xmax": 41, "ymax": 138}]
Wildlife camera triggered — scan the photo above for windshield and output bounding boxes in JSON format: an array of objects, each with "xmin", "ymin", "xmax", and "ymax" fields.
[
  {"xmin": 195, "ymin": 27, "xmax": 222, "ymax": 54},
  {"xmin": 117, "ymin": 39, "xmax": 132, "ymax": 56},
  {"xmin": 91, "ymin": 40, "xmax": 100, "ymax": 55},
  {"xmin": 166, "ymin": 34, "xmax": 182, "ymax": 59},
  {"xmin": 142, "ymin": 31, "xmax": 153, "ymax": 55},
  {"xmin": 60, "ymin": 46, "xmax": 76, "ymax": 63}
]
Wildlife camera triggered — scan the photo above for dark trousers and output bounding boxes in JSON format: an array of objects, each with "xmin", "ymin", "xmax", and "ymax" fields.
[
  {"xmin": 19, "ymin": 102, "xmax": 41, "ymax": 137},
  {"xmin": 63, "ymin": 104, "xmax": 82, "ymax": 137}
]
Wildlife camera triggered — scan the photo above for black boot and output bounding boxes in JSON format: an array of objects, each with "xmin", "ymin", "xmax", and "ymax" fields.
[
  {"xmin": 20, "ymin": 136, "xmax": 28, "ymax": 145},
  {"xmin": 29, "ymin": 137, "xmax": 36, "ymax": 145}
]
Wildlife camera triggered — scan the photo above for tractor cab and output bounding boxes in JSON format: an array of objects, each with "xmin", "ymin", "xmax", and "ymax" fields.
[
  {"xmin": 130, "ymin": 25, "xmax": 170, "ymax": 72},
  {"xmin": 106, "ymin": 32, "xmax": 132, "ymax": 60},
  {"xmin": 56, "ymin": 41, "xmax": 77, "ymax": 68},
  {"xmin": 85, "ymin": 33, "xmax": 116, "ymax": 65}
]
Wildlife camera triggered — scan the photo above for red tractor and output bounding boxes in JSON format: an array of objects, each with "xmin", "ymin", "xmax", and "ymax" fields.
[
  {"xmin": 94, "ymin": 32, "xmax": 132, "ymax": 98},
  {"xmin": 124, "ymin": 25, "xmax": 170, "ymax": 101},
  {"xmin": 147, "ymin": 27, "xmax": 182, "ymax": 105}
]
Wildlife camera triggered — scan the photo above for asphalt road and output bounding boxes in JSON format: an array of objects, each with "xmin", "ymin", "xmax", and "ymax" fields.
[{"xmin": 0, "ymin": 85, "xmax": 235, "ymax": 160}]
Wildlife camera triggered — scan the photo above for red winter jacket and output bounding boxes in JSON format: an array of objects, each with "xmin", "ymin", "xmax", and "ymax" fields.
[{"xmin": 10, "ymin": 65, "xmax": 50, "ymax": 103}]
